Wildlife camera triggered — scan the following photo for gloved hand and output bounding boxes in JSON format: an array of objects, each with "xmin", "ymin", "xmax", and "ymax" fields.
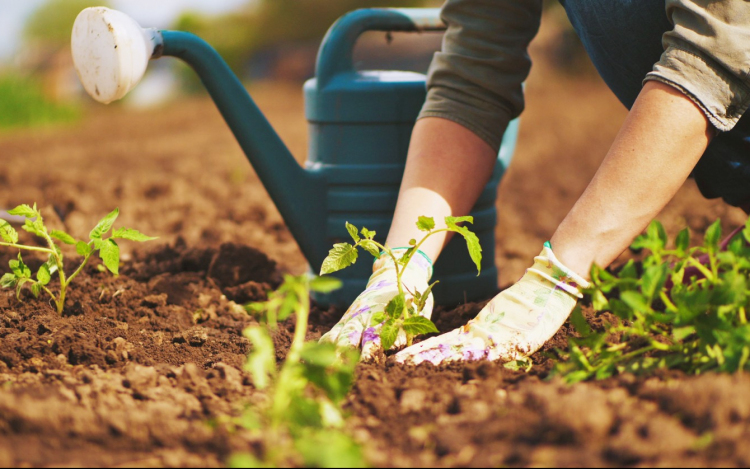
[
  {"xmin": 319, "ymin": 248, "xmax": 434, "ymax": 361},
  {"xmin": 395, "ymin": 242, "xmax": 589, "ymax": 365}
]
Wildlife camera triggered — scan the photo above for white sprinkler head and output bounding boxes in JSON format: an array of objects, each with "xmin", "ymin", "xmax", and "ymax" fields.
[{"xmin": 71, "ymin": 7, "xmax": 162, "ymax": 104}]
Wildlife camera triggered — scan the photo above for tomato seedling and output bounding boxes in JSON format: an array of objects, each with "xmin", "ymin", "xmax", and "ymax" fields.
[
  {"xmin": 320, "ymin": 215, "xmax": 482, "ymax": 350},
  {"xmin": 0, "ymin": 204, "xmax": 156, "ymax": 314},
  {"xmin": 556, "ymin": 217, "xmax": 750, "ymax": 382},
  {"xmin": 232, "ymin": 274, "xmax": 364, "ymax": 468}
]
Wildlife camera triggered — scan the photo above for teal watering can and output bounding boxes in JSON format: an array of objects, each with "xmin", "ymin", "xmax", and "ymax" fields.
[{"xmin": 71, "ymin": 7, "xmax": 519, "ymax": 306}]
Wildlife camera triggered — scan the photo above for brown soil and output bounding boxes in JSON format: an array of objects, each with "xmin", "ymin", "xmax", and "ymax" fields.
[{"xmin": 1, "ymin": 12, "xmax": 749, "ymax": 468}]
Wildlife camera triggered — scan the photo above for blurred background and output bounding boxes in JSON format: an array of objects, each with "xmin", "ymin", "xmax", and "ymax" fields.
[{"xmin": 0, "ymin": 0, "xmax": 586, "ymax": 130}]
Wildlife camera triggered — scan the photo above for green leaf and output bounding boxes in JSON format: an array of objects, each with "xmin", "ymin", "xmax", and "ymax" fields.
[
  {"xmin": 445, "ymin": 216, "xmax": 482, "ymax": 274},
  {"xmin": 295, "ymin": 429, "xmax": 364, "ymax": 469},
  {"xmin": 300, "ymin": 341, "xmax": 338, "ymax": 368},
  {"xmin": 416, "ymin": 216, "xmax": 435, "ymax": 232},
  {"xmin": 76, "ymin": 241, "xmax": 92, "ymax": 256},
  {"xmin": 416, "ymin": 280, "xmax": 439, "ymax": 312},
  {"xmin": 675, "ymin": 227, "xmax": 690, "ymax": 252},
  {"xmin": 345, "ymin": 222, "xmax": 360, "ymax": 243},
  {"xmin": 569, "ymin": 306, "xmax": 592, "ymax": 337},
  {"xmin": 10, "ymin": 254, "xmax": 31, "ymax": 279},
  {"xmin": 89, "ymin": 208, "xmax": 119, "ymax": 240},
  {"xmin": 320, "ymin": 243, "xmax": 358, "ymax": 275},
  {"xmin": 226, "ymin": 453, "xmax": 265, "ymax": 469},
  {"xmin": 360, "ymin": 227, "xmax": 376, "ymax": 240},
  {"xmin": 380, "ymin": 321, "xmax": 399, "ymax": 351},
  {"xmin": 641, "ymin": 263, "xmax": 668, "ymax": 302},
  {"xmin": 309, "ymin": 276, "xmax": 342, "ymax": 293},
  {"xmin": 445, "ymin": 215, "xmax": 474, "ymax": 226},
  {"xmin": 402, "ymin": 316, "xmax": 439, "ymax": 335},
  {"xmin": 359, "ymin": 239, "xmax": 381, "ymax": 258},
  {"xmin": 112, "ymin": 228, "xmax": 157, "ymax": 242},
  {"xmin": 0, "ymin": 220, "xmax": 18, "ymax": 244},
  {"xmin": 385, "ymin": 293, "xmax": 405, "ymax": 319},
  {"xmin": 22, "ymin": 219, "xmax": 44, "ymax": 237},
  {"xmin": 99, "ymin": 238, "xmax": 120, "ymax": 275},
  {"xmin": 7, "ymin": 204, "xmax": 36, "ymax": 218},
  {"xmin": 704, "ymin": 219, "xmax": 722, "ymax": 251},
  {"xmin": 300, "ymin": 343, "xmax": 358, "ymax": 404},
  {"xmin": 30, "ymin": 282, "xmax": 41, "ymax": 298},
  {"xmin": 672, "ymin": 326, "xmax": 695, "ymax": 341},
  {"xmin": 621, "ymin": 291, "xmax": 650, "ymax": 313},
  {"xmin": 370, "ymin": 312, "xmax": 387, "ymax": 326},
  {"xmin": 0, "ymin": 273, "xmax": 16, "ymax": 288},
  {"xmin": 243, "ymin": 327, "xmax": 276, "ymax": 390},
  {"xmin": 36, "ymin": 264, "xmax": 51, "ymax": 285},
  {"xmin": 50, "ymin": 230, "xmax": 76, "ymax": 245}
]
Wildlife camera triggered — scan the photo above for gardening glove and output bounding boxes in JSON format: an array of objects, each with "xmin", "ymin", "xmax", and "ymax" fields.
[
  {"xmin": 319, "ymin": 248, "xmax": 434, "ymax": 361},
  {"xmin": 395, "ymin": 242, "xmax": 589, "ymax": 365}
]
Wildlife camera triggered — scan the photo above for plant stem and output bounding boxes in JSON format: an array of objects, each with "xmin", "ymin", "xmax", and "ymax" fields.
[
  {"xmin": 64, "ymin": 253, "xmax": 92, "ymax": 291},
  {"xmin": 271, "ymin": 282, "xmax": 310, "ymax": 429},
  {"xmin": 686, "ymin": 257, "xmax": 715, "ymax": 282},
  {"xmin": 0, "ymin": 242, "xmax": 54, "ymax": 255}
]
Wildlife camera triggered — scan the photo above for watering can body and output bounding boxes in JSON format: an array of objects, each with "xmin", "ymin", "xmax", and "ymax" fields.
[{"xmin": 71, "ymin": 7, "xmax": 519, "ymax": 307}]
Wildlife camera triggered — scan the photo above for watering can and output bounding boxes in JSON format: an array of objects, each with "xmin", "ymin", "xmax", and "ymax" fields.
[{"xmin": 70, "ymin": 7, "xmax": 519, "ymax": 306}]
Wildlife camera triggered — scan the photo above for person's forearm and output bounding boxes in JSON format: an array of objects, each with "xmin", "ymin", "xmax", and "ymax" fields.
[
  {"xmin": 551, "ymin": 81, "xmax": 714, "ymax": 278},
  {"xmin": 385, "ymin": 117, "xmax": 498, "ymax": 261}
]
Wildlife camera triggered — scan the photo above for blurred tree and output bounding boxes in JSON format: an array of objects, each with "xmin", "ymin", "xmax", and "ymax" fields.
[
  {"xmin": 174, "ymin": 0, "xmax": 436, "ymax": 83},
  {"xmin": 24, "ymin": 0, "xmax": 111, "ymax": 48},
  {"xmin": 15, "ymin": 0, "xmax": 109, "ymax": 105}
]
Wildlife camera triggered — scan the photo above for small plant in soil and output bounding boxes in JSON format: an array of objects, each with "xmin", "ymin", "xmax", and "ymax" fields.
[
  {"xmin": 231, "ymin": 274, "xmax": 364, "ymax": 468},
  {"xmin": 0, "ymin": 204, "xmax": 156, "ymax": 314},
  {"xmin": 556, "ymin": 217, "xmax": 750, "ymax": 382},
  {"xmin": 320, "ymin": 216, "xmax": 481, "ymax": 350}
]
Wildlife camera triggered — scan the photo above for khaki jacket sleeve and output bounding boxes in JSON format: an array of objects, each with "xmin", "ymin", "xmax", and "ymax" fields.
[
  {"xmin": 418, "ymin": 0, "xmax": 543, "ymax": 152},
  {"xmin": 645, "ymin": 0, "xmax": 750, "ymax": 132}
]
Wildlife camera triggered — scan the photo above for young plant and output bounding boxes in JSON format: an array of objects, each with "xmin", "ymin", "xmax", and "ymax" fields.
[
  {"xmin": 231, "ymin": 274, "xmax": 364, "ymax": 468},
  {"xmin": 320, "ymin": 215, "xmax": 482, "ymax": 350},
  {"xmin": 0, "ymin": 204, "xmax": 155, "ymax": 314},
  {"xmin": 555, "ymin": 217, "xmax": 750, "ymax": 383}
]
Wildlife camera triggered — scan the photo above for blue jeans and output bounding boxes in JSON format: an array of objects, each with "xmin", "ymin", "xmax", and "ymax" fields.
[{"xmin": 561, "ymin": 0, "xmax": 750, "ymax": 208}]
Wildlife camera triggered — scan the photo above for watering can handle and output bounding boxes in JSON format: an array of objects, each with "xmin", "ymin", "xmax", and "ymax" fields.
[{"xmin": 316, "ymin": 8, "xmax": 446, "ymax": 85}]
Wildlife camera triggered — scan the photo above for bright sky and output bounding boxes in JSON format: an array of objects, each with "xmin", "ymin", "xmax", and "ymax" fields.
[{"xmin": 0, "ymin": 0, "xmax": 251, "ymax": 61}]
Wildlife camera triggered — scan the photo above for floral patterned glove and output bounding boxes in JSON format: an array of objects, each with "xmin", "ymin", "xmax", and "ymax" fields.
[
  {"xmin": 394, "ymin": 242, "xmax": 589, "ymax": 365},
  {"xmin": 319, "ymin": 248, "xmax": 433, "ymax": 361}
]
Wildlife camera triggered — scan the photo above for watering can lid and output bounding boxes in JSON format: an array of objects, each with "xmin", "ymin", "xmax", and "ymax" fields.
[{"xmin": 304, "ymin": 70, "xmax": 428, "ymax": 124}]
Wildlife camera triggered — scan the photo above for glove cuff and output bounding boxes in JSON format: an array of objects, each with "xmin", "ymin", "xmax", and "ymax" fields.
[{"xmin": 528, "ymin": 242, "xmax": 590, "ymax": 298}]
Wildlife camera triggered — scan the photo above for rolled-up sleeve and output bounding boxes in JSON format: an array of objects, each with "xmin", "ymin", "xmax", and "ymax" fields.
[
  {"xmin": 645, "ymin": 0, "xmax": 750, "ymax": 132},
  {"xmin": 418, "ymin": 0, "xmax": 543, "ymax": 153}
]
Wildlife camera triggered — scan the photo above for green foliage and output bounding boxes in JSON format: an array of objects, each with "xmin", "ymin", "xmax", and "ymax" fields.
[
  {"xmin": 172, "ymin": 0, "xmax": 436, "ymax": 90},
  {"xmin": 234, "ymin": 274, "xmax": 364, "ymax": 468},
  {"xmin": 24, "ymin": 0, "xmax": 110, "ymax": 46},
  {"xmin": 0, "ymin": 74, "xmax": 80, "ymax": 130},
  {"xmin": 321, "ymin": 216, "xmax": 481, "ymax": 349},
  {"xmin": 555, "ymin": 217, "xmax": 750, "ymax": 383},
  {"xmin": 0, "ymin": 204, "xmax": 155, "ymax": 314}
]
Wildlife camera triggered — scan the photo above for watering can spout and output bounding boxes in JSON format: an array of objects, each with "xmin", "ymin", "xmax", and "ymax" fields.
[{"xmin": 71, "ymin": 8, "xmax": 326, "ymax": 266}]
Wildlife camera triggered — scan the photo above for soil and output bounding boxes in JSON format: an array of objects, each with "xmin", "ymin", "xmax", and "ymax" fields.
[{"xmin": 1, "ymin": 12, "xmax": 749, "ymax": 468}]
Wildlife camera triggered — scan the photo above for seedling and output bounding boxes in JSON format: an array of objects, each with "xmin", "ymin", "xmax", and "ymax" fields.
[
  {"xmin": 0, "ymin": 204, "xmax": 156, "ymax": 314},
  {"xmin": 320, "ymin": 215, "xmax": 482, "ymax": 350},
  {"xmin": 231, "ymin": 274, "xmax": 364, "ymax": 468},
  {"xmin": 556, "ymin": 217, "xmax": 750, "ymax": 382}
]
